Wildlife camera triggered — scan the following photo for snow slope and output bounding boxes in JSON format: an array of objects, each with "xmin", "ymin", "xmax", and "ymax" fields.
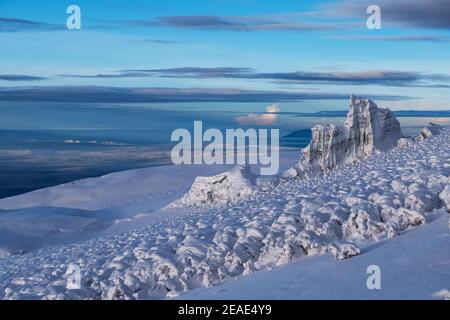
[
  {"xmin": 0, "ymin": 152, "xmax": 300, "ymax": 256},
  {"xmin": 0, "ymin": 164, "xmax": 231, "ymax": 257},
  {"xmin": 0, "ymin": 164, "xmax": 236, "ymax": 211},
  {"xmin": 0, "ymin": 128, "xmax": 448, "ymax": 300}
]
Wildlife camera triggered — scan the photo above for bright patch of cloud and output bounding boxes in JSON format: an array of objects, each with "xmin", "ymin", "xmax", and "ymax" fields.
[{"xmin": 235, "ymin": 103, "xmax": 280, "ymax": 125}]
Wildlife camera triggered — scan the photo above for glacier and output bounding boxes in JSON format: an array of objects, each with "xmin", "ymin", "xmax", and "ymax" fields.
[{"xmin": 0, "ymin": 96, "xmax": 448, "ymax": 300}]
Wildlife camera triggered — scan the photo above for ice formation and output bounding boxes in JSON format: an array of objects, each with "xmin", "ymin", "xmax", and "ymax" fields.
[
  {"xmin": 440, "ymin": 185, "xmax": 450, "ymax": 228},
  {"xmin": 291, "ymin": 95, "xmax": 402, "ymax": 174},
  {"xmin": 174, "ymin": 165, "xmax": 256, "ymax": 206},
  {"xmin": 416, "ymin": 123, "xmax": 444, "ymax": 141}
]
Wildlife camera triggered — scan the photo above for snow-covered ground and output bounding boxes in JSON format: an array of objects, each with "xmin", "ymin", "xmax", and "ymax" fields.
[
  {"xmin": 0, "ymin": 126, "xmax": 448, "ymax": 300},
  {"xmin": 0, "ymin": 151, "xmax": 301, "ymax": 257},
  {"xmin": 179, "ymin": 214, "xmax": 450, "ymax": 300}
]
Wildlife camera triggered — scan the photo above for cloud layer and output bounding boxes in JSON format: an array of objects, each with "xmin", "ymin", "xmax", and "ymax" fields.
[
  {"xmin": 0, "ymin": 74, "xmax": 46, "ymax": 81},
  {"xmin": 330, "ymin": 0, "xmax": 450, "ymax": 29},
  {"xmin": 0, "ymin": 86, "xmax": 405, "ymax": 103},
  {"xmin": 0, "ymin": 17, "xmax": 63, "ymax": 32},
  {"xmin": 64, "ymin": 67, "xmax": 450, "ymax": 88},
  {"xmin": 335, "ymin": 35, "xmax": 450, "ymax": 43},
  {"xmin": 130, "ymin": 15, "xmax": 339, "ymax": 32}
]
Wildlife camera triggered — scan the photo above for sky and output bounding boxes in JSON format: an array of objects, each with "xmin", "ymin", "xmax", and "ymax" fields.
[{"xmin": 0, "ymin": 0, "xmax": 450, "ymax": 110}]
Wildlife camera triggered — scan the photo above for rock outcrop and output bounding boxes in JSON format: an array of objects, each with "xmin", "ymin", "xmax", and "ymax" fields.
[
  {"xmin": 293, "ymin": 95, "xmax": 402, "ymax": 173},
  {"xmin": 175, "ymin": 165, "xmax": 256, "ymax": 206}
]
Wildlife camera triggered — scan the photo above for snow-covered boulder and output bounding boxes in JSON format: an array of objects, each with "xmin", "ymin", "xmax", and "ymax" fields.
[
  {"xmin": 416, "ymin": 123, "xmax": 444, "ymax": 141},
  {"xmin": 327, "ymin": 241, "xmax": 360, "ymax": 260},
  {"xmin": 175, "ymin": 165, "xmax": 256, "ymax": 206},
  {"xmin": 397, "ymin": 137, "xmax": 413, "ymax": 148},
  {"xmin": 292, "ymin": 95, "xmax": 402, "ymax": 173}
]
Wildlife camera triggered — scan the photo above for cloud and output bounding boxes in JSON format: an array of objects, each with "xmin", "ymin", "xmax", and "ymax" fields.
[
  {"xmin": 328, "ymin": 0, "xmax": 450, "ymax": 29},
  {"xmin": 335, "ymin": 35, "xmax": 450, "ymax": 42},
  {"xmin": 64, "ymin": 67, "xmax": 450, "ymax": 88},
  {"xmin": 0, "ymin": 86, "xmax": 406, "ymax": 103},
  {"xmin": 0, "ymin": 74, "xmax": 46, "ymax": 81},
  {"xmin": 129, "ymin": 15, "xmax": 340, "ymax": 31},
  {"xmin": 0, "ymin": 147, "xmax": 171, "ymax": 165},
  {"xmin": 0, "ymin": 17, "xmax": 63, "ymax": 32},
  {"xmin": 235, "ymin": 104, "xmax": 280, "ymax": 125},
  {"xmin": 126, "ymin": 67, "xmax": 253, "ymax": 77},
  {"xmin": 140, "ymin": 38, "xmax": 185, "ymax": 44},
  {"xmin": 431, "ymin": 118, "xmax": 450, "ymax": 123},
  {"xmin": 63, "ymin": 67, "xmax": 253, "ymax": 79}
]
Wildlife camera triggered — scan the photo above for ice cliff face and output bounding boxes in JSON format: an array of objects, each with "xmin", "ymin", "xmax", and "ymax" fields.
[
  {"xmin": 175, "ymin": 165, "xmax": 255, "ymax": 206},
  {"xmin": 297, "ymin": 95, "xmax": 402, "ymax": 173}
]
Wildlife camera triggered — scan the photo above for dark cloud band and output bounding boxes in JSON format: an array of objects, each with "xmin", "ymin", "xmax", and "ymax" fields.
[
  {"xmin": 0, "ymin": 17, "xmax": 63, "ymax": 32},
  {"xmin": 129, "ymin": 15, "xmax": 340, "ymax": 31},
  {"xmin": 0, "ymin": 74, "xmax": 46, "ymax": 81},
  {"xmin": 0, "ymin": 86, "xmax": 407, "ymax": 103},
  {"xmin": 63, "ymin": 68, "xmax": 450, "ymax": 88},
  {"xmin": 329, "ymin": 0, "xmax": 450, "ymax": 29}
]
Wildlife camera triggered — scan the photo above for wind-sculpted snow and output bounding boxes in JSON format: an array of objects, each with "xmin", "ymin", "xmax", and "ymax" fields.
[
  {"xmin": 0, "ymin": 129, "xmax": 449, "ymax": 300},
  {"xmin": 173, "ymin": 165, "xmax": 255, "ymax": 206}
]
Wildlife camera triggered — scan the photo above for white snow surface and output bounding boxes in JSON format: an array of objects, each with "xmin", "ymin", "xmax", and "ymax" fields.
[
  {"xmin": 179, "ymin": 214, "xmax": 450, "ymax": 300},
  {"xmin": 0, "ymin": 127, "xmax": 448, "ymax": 299},
  {"xmin": 0, "ymin": 153, "xmax": 299, "ymax": 256}
]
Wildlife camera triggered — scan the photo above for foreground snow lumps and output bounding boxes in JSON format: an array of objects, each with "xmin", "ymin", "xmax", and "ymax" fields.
[
  {"xmin": 0, "ymin": 129, "xmax": 449, "ymax": 300},
  {"xmin": 433, "ymin": 289, "xmax": 450, "ymax": 300},
  {"xmin": 180, "ymin": 214, "xmax": 450, "ymax": 300},
  {"xmin": 173, "ymin": 165, "xmax": 256, "ymax": 206}
]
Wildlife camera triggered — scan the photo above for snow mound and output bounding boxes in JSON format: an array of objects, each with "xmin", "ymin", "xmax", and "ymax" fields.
[
  {"xmin": 174, "ymin": 165, "xmax": 256, "ymax": 206},
  {"xmin": 290, "ymin": 95, "xmax": 402, "ymax": 175},
  {"xmin": 416, "ymin": 123, "xmax": 444, "ymax": 141},
  {"xmin": 397, "ymin": 137, "xmax": 413, "ymax": 148},
  {"xmin": 433, "ymin": 289, "xmax": 450, "ymax": 300}
]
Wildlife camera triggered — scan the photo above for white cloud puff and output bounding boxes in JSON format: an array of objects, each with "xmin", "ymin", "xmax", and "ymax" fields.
[{"xmin": 235, "ymin": 103, "xmax": 280, "ymax": 125}]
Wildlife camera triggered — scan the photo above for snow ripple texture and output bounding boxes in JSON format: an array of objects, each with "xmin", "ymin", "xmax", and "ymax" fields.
[{"xmin": 0, "ymin": 130, "xmax": 449, "ymax": 300}]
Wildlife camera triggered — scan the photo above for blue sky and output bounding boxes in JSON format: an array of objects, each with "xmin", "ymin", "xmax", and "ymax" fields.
[{"xmin": 0, "ymin": 0, "xmax": 450, "ymax": 109}]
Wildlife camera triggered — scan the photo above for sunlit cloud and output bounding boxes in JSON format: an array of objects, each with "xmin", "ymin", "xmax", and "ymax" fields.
[
  {"xmin": 431, "ymin": 118, "xmax": 450, "ymax": 123},
  {"xmin": 235, "ymin": 103, "xmax": 280, "ymax": 125}
]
